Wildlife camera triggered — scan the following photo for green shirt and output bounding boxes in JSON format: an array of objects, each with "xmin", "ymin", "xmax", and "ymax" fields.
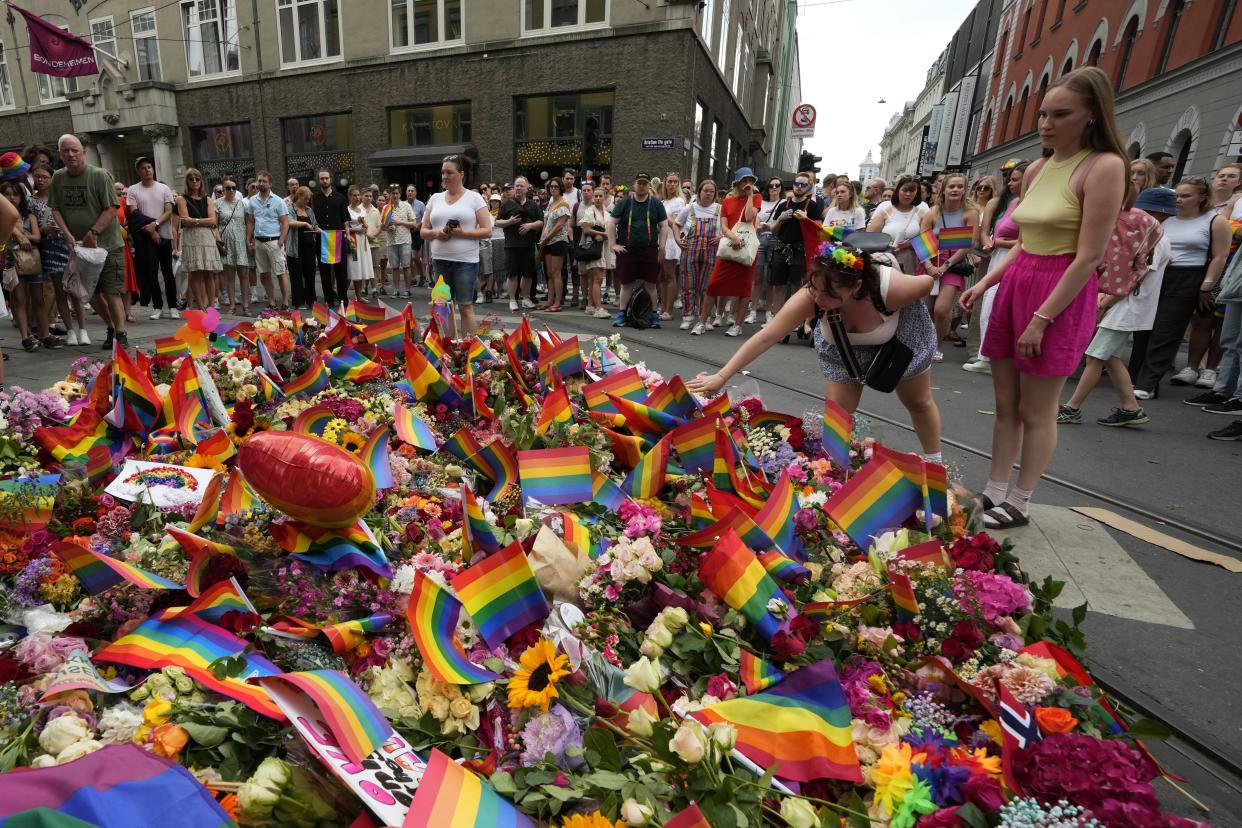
[
  {"xmin": 49, "ymin": 165, "xmax": 122, "ymax": 250},
  {"xmin": 610, "ymin": 195, "xmax": 666, "ymax": 247}
]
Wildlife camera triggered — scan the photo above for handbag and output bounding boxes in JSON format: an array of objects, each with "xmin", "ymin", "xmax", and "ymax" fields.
[
  {"xmin": 575, "ymin": 231, "xmax": 603, "ymax": 262},
  {"xmin": 824, "ymin": 308, "xmax": 914, "ymax": 393},
  {"xmin": 717, "ymin": 221, "xmax": 759, "ymax": 265},
  {"xmin": 13, "ymin": 246, "xmax": 41, "ymax": 277}
]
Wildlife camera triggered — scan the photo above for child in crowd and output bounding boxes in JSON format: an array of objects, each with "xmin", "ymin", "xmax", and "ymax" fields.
[{"xmin": 1058, "ymin": 186, "xmax": 1175, "ymax": 426}]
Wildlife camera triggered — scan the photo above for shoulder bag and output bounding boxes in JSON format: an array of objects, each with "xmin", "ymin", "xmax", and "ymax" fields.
[
  {"xmin": 574, "ymin": 207, "xmax": 604, "ymax": 262},
  {"xmin": 823, "ymin": 307, "xmax": 913, "ymax": 393},
  {"xmin": 13, "ymin": 245, "xmax": 42, "ymax": 277},
  {"xmin": 716, "ymin": 197, "xmax": 760, "ymax": 265}
]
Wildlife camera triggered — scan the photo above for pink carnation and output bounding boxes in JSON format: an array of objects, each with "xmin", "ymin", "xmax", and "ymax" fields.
[{"xmin": 952, "ymin": 569, "xmax": 1031, "ymax": 622}]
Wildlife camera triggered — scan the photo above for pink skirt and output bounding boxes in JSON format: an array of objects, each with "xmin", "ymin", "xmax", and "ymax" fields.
[{"xmin": 981, "ymin": 250, "xmax": 1096, "ymax": 377}]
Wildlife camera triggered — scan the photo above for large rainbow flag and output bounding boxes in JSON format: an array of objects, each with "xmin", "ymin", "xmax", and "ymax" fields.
[
  {"xmin": 407, "ymin": 571, "xmax": 503, "ymax": 685},
  {"xmin": 404, "ymin": 748, "xmax": 533, "ymax": 828}
]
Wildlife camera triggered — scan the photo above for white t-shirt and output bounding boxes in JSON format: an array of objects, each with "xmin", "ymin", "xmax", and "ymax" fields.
[
  {"xmin": 1100, "ymin": 235, "xmax": 1169, "ymax": 332},
  {"xmin": 126, "ymin": 181, "xmax": 176, "ymax": 240},
  {"xmin": 823, "ymin": 206, "xmax": 867, "ymax": 230},
  {"xmin": 676, "ymin": 201, "xmax": 719, "ymax": 230},
  {"xmin": 426, "ymin": 189, "xmax": 488, "ymax": 263},
  {"xmin": 873, "ymin": 202, "xmax": 929, "ymax": 243},
  {"xmin": 661, "ymin": 196, "xmax": 687, "ymax": 256},
  {"xmin": 757, "ymin": 199, "xmax": 778, "ymax": 227}
]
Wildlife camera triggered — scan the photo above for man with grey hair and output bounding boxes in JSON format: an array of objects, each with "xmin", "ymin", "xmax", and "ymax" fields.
[
  {"xmin": 49, "ymin": 133, "xmax": 127, "ymax": 349},
  {"xmin": 863, "ymin": 177, "xmax": 888, "ymax": 223}
]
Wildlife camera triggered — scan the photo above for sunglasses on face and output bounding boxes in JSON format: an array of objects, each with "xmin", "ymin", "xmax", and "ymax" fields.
[{"xmin": 793, "ymin": 182, "xmax": 810, "ymax": 189}]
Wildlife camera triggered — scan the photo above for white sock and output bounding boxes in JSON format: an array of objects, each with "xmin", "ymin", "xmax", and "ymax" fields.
[
  {"xmin": 1006, "ymin": 485, "xmax": 1034, "ymax": 516},
  {"xmin": 982, "ymin": 479, "xmax": 1008, "ymax": 507},
  {"xmin": 922, "ymin": 451, "xmax": 943, "ymax": 464}
]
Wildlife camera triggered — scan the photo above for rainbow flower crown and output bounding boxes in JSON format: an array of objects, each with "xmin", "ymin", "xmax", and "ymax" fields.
[{"xmin": 817, "ymin": 241, "xmax": 865, "ymax": 271}]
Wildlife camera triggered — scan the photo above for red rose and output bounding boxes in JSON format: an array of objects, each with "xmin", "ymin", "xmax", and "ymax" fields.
[
  {"xmin": 217, "ymin": 611, "xmax": 262, "ymax": 634},
  {"xmin": 951, "ymin": 620, "xmax": 985, "ymax": 648},
  {"xmin": 771, "ymin": 628, "xmax": 806, "ymax": 661},
  {"xmin": 916, "ymin": 809, "xmax": 965, "ymax": 828},
  {"xmin": 0, "ymin": 652, "xmax": 33, "ymax": 684},
  {"xmin": 939, "ymin": 637, "xmax": 972, "ymax": 662},
  {"xmin": 961, "ymin": 774, "xmax": 1005, "ymax": 811}
]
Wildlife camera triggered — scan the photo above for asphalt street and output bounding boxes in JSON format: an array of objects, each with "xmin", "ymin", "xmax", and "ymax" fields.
[{"xmin": 3, "ymin": 293, "xmax": 1239, "ymax": 823}]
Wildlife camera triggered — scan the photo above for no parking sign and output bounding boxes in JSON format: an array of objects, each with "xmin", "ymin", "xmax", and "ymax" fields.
[{"xmin": 791, "ymin": 103, "xmax": 816, "ymax": 138}]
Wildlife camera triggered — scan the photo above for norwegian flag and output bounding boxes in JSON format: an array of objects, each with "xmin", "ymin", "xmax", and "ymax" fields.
[{"xmin": 996, "ymin": 678, "xmax": 1041, "ymax": 795}]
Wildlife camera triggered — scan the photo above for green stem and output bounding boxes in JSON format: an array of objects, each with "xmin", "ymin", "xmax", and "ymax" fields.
[
  {"xmin": 559, "ymin": 692, "xmax": 650, "ymax": 748},
  {"xmin": 733, "ymin": 777, "xmax": 871, "ymax": 821}
]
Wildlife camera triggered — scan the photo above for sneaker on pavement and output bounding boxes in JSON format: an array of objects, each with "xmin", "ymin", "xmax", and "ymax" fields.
[
  {"xmin": 1195, "ymin": 369, "xmax": 1218, "ymax": 389},
  {"xmin": 509, "ymin": 300, "xmax": 519, "ymax": 311},
  {"xmin": 659, "ymin": 311, "xmax": 673, "ymax": 321},
  {"xmin": 40, "ymin": 336, "xmax": 65, "ymax": 350},
  {"xmin": 149, "ymin": 308, "xmax": 163, "ymax": 320},
  {"xmin": 1185, "ymin": 391, "xmax": 1228, "ymax": 407},
  {"xmin": 1056, "ymin": 405, "xmax": 1082, "ymax": 424},
  {"xmin": 725, "ymin": 324, "xmax": 742, "ymax": 337},
  {"xmin": 962, "ymin": 360, "xmax": 991, "ymax": 374},
  {"xmin": 690, "ymin": 322, "xmax": 706, "ymax": 335},
  {"xmin": 1133, "ymin": 388, "xmax": 1154, "ymax": 400},
  {"xmin": 1207, "ymin": 420, "xmax": 1242, "ymax": 440},
  {"xmin": 679, "ymin": 317, "xmax": 693, "ymax": 330},
  {"xmin": 1097, "ymin": 407, "xmax": 1148, "ymax": 427},
  {"xmin": 612, "ymin": 312, "xmax": 626, "ymax": 328},
  {"xmin": 1203, "ymin": 398, "xmax": 1242, "ymax": 415},
  {"xmin": 520, "ymin": 299, "xmax": 536, "ymax": 309},
  {"xmin": 932, "ymin": 351, "xmax": 944, "ymax": 362},
  {"xmin": 168, "ymin": 308, "xmax": 181, "ymax": 320},
  {"xmin": 744, "ymin": 310, "xmax": 757, "ymax": 324},
  {"xmin": 65, "ymin": 329, "xmax": 80, "ymax": 346},
  {"xmin": 115, "ymin": 331, "xmax": 128, "ymax": 349},
  {"xmin": 650, "ymin": 313, "xmax": 662, "ymax": 329},
  {"xmin": 100, "ymin": 330, "xmax": 114, "ymax": 351},
  {"xmin": 1169, "ymin": 366, "xmax": 1199, "ymax": 386},
  {"xmin": 765, "ymin": 310, "xmax": 773, "ymax": 324},
  {"xmin": 673, "ymin": 298, "xmax": 683, "ymax": 310},
  {"xmin": 78, "ymin": 329, "xmax": 91, "ymax": 345}
]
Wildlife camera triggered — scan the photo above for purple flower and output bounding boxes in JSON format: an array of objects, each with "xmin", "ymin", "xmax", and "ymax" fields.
[{"xmin": 519, "ymin": 704, "xmax": 584, "ymax": 767}]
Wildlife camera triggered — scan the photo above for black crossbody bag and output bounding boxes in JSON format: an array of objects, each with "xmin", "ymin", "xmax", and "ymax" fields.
[{"xmin": 824, "ymin": 308, "xmax": 913, "ymax": 393}]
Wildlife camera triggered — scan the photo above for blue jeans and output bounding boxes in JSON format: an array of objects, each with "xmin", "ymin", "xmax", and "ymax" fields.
[
  {"xmin": 1213, "ymin": 301, "xmax": 1242, "ymax": 400},
  {"xmin": 432, "ymin": 259, "xmax": 479, "ymax": 305}
]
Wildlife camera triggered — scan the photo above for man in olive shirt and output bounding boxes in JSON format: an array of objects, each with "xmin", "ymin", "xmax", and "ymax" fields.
[
  {"xmin": 496, "ymin": 176, "xmax": 544, "ymax": 312},
  {"xmin": 606, "ymin": 172, "xmax": 666, "ymax": 328},
  {"xmin": 49, "ymin": 133, "xmax": 127, "ymax": 349}
]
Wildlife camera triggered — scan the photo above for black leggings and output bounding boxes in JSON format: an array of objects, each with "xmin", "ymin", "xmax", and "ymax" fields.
[
  {"xmin": 318, "ymin": 258, "xmax": 348, "ymax": 305},
  {"xmin": 295, "ymin": 236, "xmax": 319, "ymax": 305},
  {"xmin": 1131, "ymin": 265, "xmax": 1204, "ymax": 392}
]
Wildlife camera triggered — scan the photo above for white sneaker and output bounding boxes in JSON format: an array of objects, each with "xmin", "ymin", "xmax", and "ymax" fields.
[
  {"xmin": 583, "ymin": 306, "xmax": 596, "ymax": 315},
  {"xmin": 1196, "ymin": 369, "xmax": 1218, "ymax": 389},
  {"xmin": 765, "ymin": 310, "xmax": 773, "ymax": 324},
  {"xmin": 725, "ymin": 324, "xmax": 742, "ymax": 337},
  {"xmin": 594, "ymin": 307, "xmax": 612, "ymax": 319},
  {"xmin": 932, "ymin": 351, "xmax": 944, "ymax": 362},
  {"xmin": 691, "ymin": 323, "xmax": 705, "ymax": 335},
  {"xmin": 744, "ymin": 310, "xmax": 757, "ymax": 324},
  {"xmin": 78, "ymin": 329, "xmax": 91, "ymax": 345},
  {"xmin": 167, "ymin": 308, "xmax": 181, "ymax": 320},
  {"xmin": 679, "ymin": 317, "xmax": 693, "ymax": 330},
  {"xmin": 1169, "ymin": 366, "xmax": 1199, "ymax": 386},
  {"xmin": 475, "ymin": 294, "xmax": 485, "ymax": 304},
  {"xmin": 659, "ymin": 311, "xmax": 673, "ymax": 321},
  {"xmin": 65, "ymin": 329, "xmax": 80, "ymax": 346},
  {"xmin": 509, "ymin": 300, "xmax": 519, "ymax": 312},
  {"xmin": 962, "ymin": 360, "xmax": 991, "ymax": 374},
  {"xmin": 520, "ymin": 299, "xmax": 536, "ymax": 309},
  {"xmin": 149, "ymin": 308, "xmax": 163, "ymax": 320},
  {"xmin": 1133, "ymin": 388, "xmax": 1153, "ymax": 400}
]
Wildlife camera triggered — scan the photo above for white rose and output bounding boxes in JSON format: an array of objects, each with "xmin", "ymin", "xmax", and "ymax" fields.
[
  {"xmin": 513, "ymin": 517, "xmax": 535, "ymax": 538},
  {"xmin": 620, "ymin": 798, "xmax": 654, "ymax": 826},
  {"xmin": 780, "ymin": 797, "xmax": 820, "ymax": 828},
  {"xmin": 668, "ymin": 720, "xmax": 707, "ymax": 764},
  {"xmin": 623, "ymin": 656, "xmax": 663, "ymax": 694},
  {"xmin": 56, "ymin": 739, "xmax": 103, "ymax": 764},
  {"xmin": 626, "ymin": 706, "xmax": 656, "ymax": 738},
  {"xmin": 39, "ymin": 714, "xmax": 92, "ymax": 756},
  {"xmin": 708, "ymin": 721, "xmax": 737, "ymax": 751},
  {"xmin": 645, "ymin": 624, "xmax": 673, "ymax": 651},
  {"xmin": 638, "ymin": 638, "xmax": 664, "ymax": 658},
  {"xmin": 30, "ymin": 754, "xmax": 57, "ymax": 768},
  {"xmin": 661, "ymin": 607, "xmax": 689, "ymax": 632}
]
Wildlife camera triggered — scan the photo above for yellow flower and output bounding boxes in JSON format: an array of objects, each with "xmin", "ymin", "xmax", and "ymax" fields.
[
  {"xmin": 978, "ymin": 719, "xmax": 1002, "ymax": 747},
  {"xmin": 559, "ymin": 813, "xmax": 622, "ymax": 828},
  {"xmin": 871, "ymin": 742, "xmax": 915, "ymax": 816},
  {"xmin": 507, "ymin": 639, "xmax": 570, "ymax": 712},
  {"xmin": 339, "ymin": 432, "xmax": 366, "ymax": 453}
]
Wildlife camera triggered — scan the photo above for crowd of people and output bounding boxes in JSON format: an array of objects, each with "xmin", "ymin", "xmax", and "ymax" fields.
[{"xmin": 3, "ymin": 69, "xmax": 1241, "ymax": 512}]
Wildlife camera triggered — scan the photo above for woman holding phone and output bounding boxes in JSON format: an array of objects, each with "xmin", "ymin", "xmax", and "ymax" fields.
[{"xmin": 421, "ymin": 154, "xmax": 491, "ymax": 337}]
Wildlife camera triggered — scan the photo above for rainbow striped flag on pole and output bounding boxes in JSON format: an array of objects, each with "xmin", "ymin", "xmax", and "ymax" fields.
[
  {"xmin": 698, "ymin": 529, "xmax": 797, "ymax": 642},
  {"xmin": 821, "ymin": 398, "xmax": 854, "ymax": 469},
  {"xmin": 938, "ymin": 225, "xmax": 976, "ymax": 250},
  {"xmin": 690, "ymin": 659, "xmax": 862, "ymax": 783},
  {"xmin": 739, "ymin": 650, "xmax": 785, "ymax": 695},
  {"xmin": 517, "ymin": 446, "xmax": 593, "ymax": 506},
  {"xmin": 405, "ymin": 748, "xmax": 534, "ymax": 828},
  {"xmin": 824, "ymin": 454, "xmax": 923, "ymax": 549},
  {"xmin": 52, "ymin": 541, "xmax": 182, "ymax": 593},
  {"xmin": 450, "ymin": 542, "xmax": 550, "ymax": 649},
  {"xmin": 257, "ymin": 670, "xmax": 393, "ymax": 764},
  {"xmin": 407, "ymin": 571, "xmax": 503, "ymax": 685},
  {"xmin": 910, "ymin": 228, "xmax": 940, "ymax": 262}
]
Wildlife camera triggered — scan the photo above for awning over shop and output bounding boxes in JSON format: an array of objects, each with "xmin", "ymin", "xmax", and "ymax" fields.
[{"xmin": 366, "ymin": 144, "xmax": 477, "ymax": 167}]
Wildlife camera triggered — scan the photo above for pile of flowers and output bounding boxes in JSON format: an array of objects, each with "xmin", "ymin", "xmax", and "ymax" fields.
[{"xmin": 0, "ymin": 308, "xmax": 1203, "ymax": 828}]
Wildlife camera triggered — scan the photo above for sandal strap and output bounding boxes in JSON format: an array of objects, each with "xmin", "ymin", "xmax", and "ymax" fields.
[{"xmin": 983, "ymin": 502, "xmax": 1028, "ymax": 527}]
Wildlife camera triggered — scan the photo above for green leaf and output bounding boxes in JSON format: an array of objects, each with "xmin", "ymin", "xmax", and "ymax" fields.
[
  {"xmin": 524, "ymin": 770, "xmax": 557, "ymax": 786},
  {"xmin": 582, "ymin": 727, "xmax": 623, "ymax": 772},
  {"xmin": 489, "ymin": 770, "xmax": 517, "ymax": 795},
  {"xmin": 953, "ymin": 803, "xmax": 992, "ymax": 828},
  {"xmin": 583, "ymin": 769, "xmax": 629, "ymax": 789},
  {"xmin": 1072, "ymin": 602, "xmax": 1088, "ymax": 626},
  {"xmin": 1112, "ymin": 718, "xmax": 1171, "ymax": 740},
  {"xmin": 180, "ymin": 722, "xmax": 230, "ymax": 747}
]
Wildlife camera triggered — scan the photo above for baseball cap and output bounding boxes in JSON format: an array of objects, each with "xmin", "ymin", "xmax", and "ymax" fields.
[
  {"xmin": 489, "ymin": 193, "xmax": 501, "ymax": 202},
  {"xmin": 634, "ymin": 172, "xmax": 651, "ymax": 182}
]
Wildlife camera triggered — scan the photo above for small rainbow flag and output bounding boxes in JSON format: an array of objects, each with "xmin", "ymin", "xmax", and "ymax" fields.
[
  {"xmin": 752, "ymin": 471, "xmax": 801, "ymax": 555},
  {"xmin": 392, "ymin": 402, "xmax": 438, "ymax": 451},
  {"xmin": 34, "ymin": 408, "xmax": 110, "ymax": 464},
  {"xmin": 320, "ymin": 230, "xmax": 344, "ymax": 264},
  {"xmin": 257, "ymin": 670, "xmax": 393, "ymax": 764},
  {"xmin": 96, "ymin": 612, "xmax": 284, "ymax": 719},
  {"xmin": 938, "ymin": 225, "xmax": 976, "ymax": 251},
  {"xmin": 910, "ymin": 228, "xmax": 940, "ymax": 262},
  {"xmin": 320, "ymin": 312, "xmax": 352, "ymax": 352},
  {"xmin": 112, "ymin": 344, "xmax": 162, "ymax": 434},
  {"xmin": 404, "ymin": 338, "xmax": 461, "ymax": 407},
  {"xmin": 689, "ymin": 493, "xmax": 715, "ymax": 529},
  {"xmin": 193, "ymin": 428, "xmax": 235, "ymax": 467},
  {"xmin": 254, "ymin": 368, "xmax": 286, "ymax": 402},
  {"xmin": 251, "ymin": 334, "xmax": 281, "ymax": 378},
  {"xmin": 167, "ymin": 357, "xmax": 210, "ymax": 444},
  {"xmin": 187, "ymin": 473, "xmax": 223, "ymax": 533},
  {"xmin": 538, "ymin": 336, "xmax": 584, "ymax": 383},
  {"xmin": 746, "ymin": 409, "xmax": 799, "ymax": 432},
  {"xmin": 451, "ymin": 542, "xmax": 550, "ymax": 649},
  {"xmin": 670, "ymin": 416, "xmax": 719, "ymax": 474},
  {"xmin": 645, "ymin": 376, "xmax": 699, "ymax": 422},
  {"xmin": 346, "ymin": 300, "xmax": 388, "ymax": 324},
  {"xmin": 52, "ymin": 541, "xmax": 182, "ymax": 594},
  {"xmin": 507, "ymin": 317, "xmax": 539, "ymax": 362},
  {"xmin": 153, "ymin": 336, "xmax": 189, "ymax": 357},
  {"xmin": 897, "ymin": 539, "xmax": 951, "ymax": 568},
  {"xmin": 518, "ymin": 446, "xmax": 593, "ymax": 506},
  {"xmin": 282, "ymin": 353, "xmax": 331, "ymax": 397},
  {"xmin": 464, "ymin": 335, "xmax": 499, "ymax": 368},
  {"xmin": 666, "ymin": 803, "xmax": 713, "ymax": 828},
  {"xmin": 700, "ymin": 393, "xmax": 732, "ymax": 420},
  {"xmin": 698, "ymin": 529, "xmax": 796, "ymax": 641},
  {"xmin": 380, "ymin": 201, "xmax": 395, "ymax": 228},
  {"xmin": 824, "ymin": 454, "xmax": 922, "ymax": 549},
  {"xmin": 592, "ymin": 469, "xmax": 629, "ymax": 511},
  {"xmin": 464, "ymin": 359, "xmax": 493, "ymax": 421},
  {"xmin": 608, "ymin": 393, "xmax": 682, "ymax": 440},
  {"xmin": 311, "ymin": 302, "xmax": 331, "ymax": 326},
  {"xmin": 690, "ymin": 659, "xmax": 862, "ymax": 783},
  {"xmin": 408, "ymin": 571, "xmax": 503, "ymax": 685},
  {"xmin": 887, "ymin": 565, "xmax": 920, "ymax": 621},
  {"xmin": 535, "ymin": 385, "xmax": 574, "ymax": 436},
  {"xmin": 873, "ymin": 445, "xmax": 947, "ymax": 530},
  {"xmin": 270, "ymin": 521, "xmax": 392, "ymax": 579},
  {"xmin": 267, "ymin": 612, "xmax": 392, "ymax": 656},
  {"xmin": 358, "ymin": 425, "xmax": 395, "ymax": 490},
  {"xmin": 462, "ymin": 482, "xmax": 503, "ymax": 558},
  {"xmin": 166, "ymin": 525, "xmax": 242, "ymax": 561},
  {"xmin": 551, "ymin": 510, "xmax": 603, "ymax": 559},
  {"xmin": 324, "ymin": 346, "xmax": 387, "ymax": 384},
  {"xmin": 583, "ymin": 367, "xmax": 646, "ymax": 414},
  {"xmin": 165, "ymin": 577, "xmax": 256, "ymax": 623},
  {"xmin": 821, "ymin": 398, "xmax": 854, "ymax": 469},
  {"xmin": 471, "ymin": 440, "xmax": 519, "ymax": 502},
  {"xmin": 404, "ymin": 748, "xmax": 534, "ymax": 828},
  {"xmin": 758, "ymin": 548, "xmax": 811, "ymax": 584},
  {"xmin": 422, "ymin": 331, "xmax": 451, "ymax": 368},
  {"xmin": 362, "ymin": 314, "xmax": 407, "ymax": 356},
  {"xmin": 739, "ymin": 650, "xmax": 784, "ymax": 695},
  {"xmin": 598, "ymin": 425, "xmax": 647, "ymax": 468},
  {"xmin": 699, "ymin": 485, "xmax": 776, "ymax": 551},
  {"xmin": 441, "ymin": 426, "xmax": 484, "ymax": 465},
  {"xmin": 624, "ymin": 434, "xmax": 671, "ymax": 500}
]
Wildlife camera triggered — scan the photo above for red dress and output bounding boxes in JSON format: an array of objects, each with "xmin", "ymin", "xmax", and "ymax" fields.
[
  {"xmin": 115, "ymin": 200, "xmax": 140, "ymax": 294},
  {"xmin": 706, "ymin": 193, "xmax": 761, "ymax": 297}
]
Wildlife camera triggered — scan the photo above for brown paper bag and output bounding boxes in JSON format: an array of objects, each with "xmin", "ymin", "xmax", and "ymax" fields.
[{"xmin": 528, "ymin": 525, "xmax": 592, "ymax": 606}]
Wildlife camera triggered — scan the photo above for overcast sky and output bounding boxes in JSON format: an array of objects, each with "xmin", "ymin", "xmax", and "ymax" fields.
[{"xmin": 796, "ymin": 0, "xmax": 980, "ymax": 178}]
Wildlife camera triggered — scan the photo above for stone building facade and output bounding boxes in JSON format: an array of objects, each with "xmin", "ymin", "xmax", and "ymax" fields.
[{"xmin": 0, "ymin": 0, "xmax": 803, "ymax": 191}]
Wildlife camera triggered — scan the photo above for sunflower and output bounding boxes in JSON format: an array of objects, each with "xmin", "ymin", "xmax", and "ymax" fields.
[
  {"xmin": 339, "ymin": 432, "xmax": 367, "ymax": 453},
  {"xmin": 507, "ymin": 638, "xmax": 570, "ymax": 712},
  {"xmin": 559, "ymin": 813, "xmax": 622, "ymax": 828}
]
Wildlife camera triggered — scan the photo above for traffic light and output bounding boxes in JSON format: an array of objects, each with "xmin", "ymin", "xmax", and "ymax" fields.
[
  {"xmin": 584, "ymin": 116, "xmax": 601, "ymax": 168},
  {"xmin": 799, "ymin": 150, "xmax": 822, "ymax": 175}
]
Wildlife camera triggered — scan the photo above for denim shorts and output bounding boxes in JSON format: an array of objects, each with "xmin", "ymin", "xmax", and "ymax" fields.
[
  {"xmin": 389, "ymin": 242, "xmax": 412, "ymax": 268},
  {"xmin": 433, "ymin": 259, "xmax": 479, "ymax": 305}
]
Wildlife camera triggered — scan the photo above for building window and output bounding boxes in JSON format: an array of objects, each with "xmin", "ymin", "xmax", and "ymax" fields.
[
  {"xmin": 0, "ymin": 44, "xmax": 13, "ymax": 109},
  {"xmin": 523, "ymin": 0, "xmax": 606, "ymax": 32},
  {"xmin": 1016, "ymin": 7, "xmax": 1031, "ymax": 55},
  {"xmin": 1155, "ymin": 0, "xmax": 1184, "ymax": 75},
  {"xmin": 90, "ymin": 17, "xmax": 118, "ymax": 60},
  {"xmin": 389, "ymin": 102, "xmax": 471, "ymax": 146},
  {"xmin": 276, "ymin": 0, "xmax": 341, "ymax": 65},
  {"xmin": 182, "ymin": 0, "xmax": 239, "ymax": 77},
  {"xmin": 392, "ymin": 0, "xmax": 463, "ymax": 49},
  {"xmin": 999, "ymin": 94, "xmax": 1014, "ymax": 142},
  {"xmin": 1031, "ymin": 76, "xmax": 1049, "ymax": 133},
  {"xmin": 190, "ymin": 122, "xmax": 255, "ymax": 185},
  {"xmin": 700, "ymin": 0, "xmax": 715, "ymax": 51},
  {"xmin": 1052, "ymin": 0, "xmax": 1066, "ymax": 26},
  {"xmin": 1214, "ymin": 0, "xmax": 1238, "ymax": 50},
  {"xmin": 1114, "ymin": 18, "xmax": 1138, "ymax": 91},
  {"xmin": 1127, "ymin": 141, "xmax": 1141, "ymax": 159},
  {"xmin": 282, "ymin": 113, "xmax": 354, "ymax": 182},
  {"xmin": 1033, "ymin": 0, "xmax": 1049, "ymax": 43},
  {"xmin": 1062, "ymin": 56, "xmax": 1074, "ymax": 76},
  {"xmin": 514, "ymin": 90, "xmax": 613, "ymax": 178},
  {"xmin": 709, "ymin": 118, "xmax": 721, "ymax": 180},
  {"xmin": 1171, "ymin": 128, "xmax": 1193, "ymax": 181},
  {"xmin": 130, "ymin": 9, "xmax": 162, "ymax": 81},
  {"xmin": 1013, "ymin": 88, "xmax": 1030, "ymax": 141},
  {"xmin": 36, "ymin": 74, "xmax": 77, "ymax": 103},
  {"xmin": 691, "ymin": 101, "xmax": 704, "ymax": 180},
  {"xmin": 1085, "ymin": 39, "xmax": 1101, "ymax": 67},
  {"xmin": 718, "ymin": 0, "xmax": 731, "ymax": 60}
]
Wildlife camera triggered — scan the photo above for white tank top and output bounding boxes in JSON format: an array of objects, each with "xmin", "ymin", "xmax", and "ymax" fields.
[
  {"xmin": 1163, "ymin": 212, "xmax": 1216, "ymax": 267},
  {"xmin": 818, "ymin": 267, "xmax": 899, "ymax": 346}
]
